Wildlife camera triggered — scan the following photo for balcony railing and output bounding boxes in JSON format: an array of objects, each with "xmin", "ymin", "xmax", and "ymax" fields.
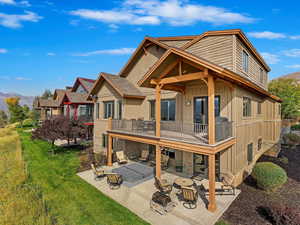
[{"xmin": 111, "ymin": 119, "xmax": 233, "ymax": 145}]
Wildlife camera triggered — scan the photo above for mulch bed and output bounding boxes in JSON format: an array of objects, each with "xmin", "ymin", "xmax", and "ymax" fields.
[
  {"xmin": 221, "ymin": 145, "xmax": 300, "ymax": 225},
  {"xmin": 77, "ymin": 146, "xmax": 95, "ymax": 172}
]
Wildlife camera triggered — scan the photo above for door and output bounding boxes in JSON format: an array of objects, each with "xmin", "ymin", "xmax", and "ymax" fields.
[
  {"xmin": 193, "ymin": 153, "xmax": 221, "ymax": 180},
  {"xmin": 194, "ymin": 96, "xmax": 221, "ymax": 124}
]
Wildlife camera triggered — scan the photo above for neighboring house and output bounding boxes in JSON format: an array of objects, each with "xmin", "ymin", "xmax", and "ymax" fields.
[
  {"xmin": 33, "ymin": 98, "xmax": 62, "ymax": 120},
  {"xmin": 88, "ymin": 29, "xmax": 281, "ymax": 212}
]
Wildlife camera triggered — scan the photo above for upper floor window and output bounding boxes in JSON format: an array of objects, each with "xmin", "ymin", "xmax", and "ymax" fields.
[
  {"xmin": 243, "ymin": 97, "xmax": 251, "ymax": 117},
  {"xmin": 149, "ymin": 99, "xmax": 176, "ymax": 121},
  {"xmin": 242, "ymin": 50, "xmax": 249, "ymax": 73},
  {"xmin": 76, "ymin": 85, "xmax": 86, "ymax": 94},
  {"xmin": 247, "ymin": 143, "xmax": 253, "ymax": 164},
  {"xmin": 259, "ymin": 68, "xmax": 264, "ymax": 83},
  {"xmin": 117, "ymin": 100, "xmax": 122, "ymax": 120},
  {"xmin": 104, "ymin": 101, "xmax": 114, "ymax": 119},
  {"xmin": 96, "ymin": 103, "xmax": 100, "ymax": 119},
  {"xmin": 257, "ymin": 102, "xmax": 262, "ymax": 114}
]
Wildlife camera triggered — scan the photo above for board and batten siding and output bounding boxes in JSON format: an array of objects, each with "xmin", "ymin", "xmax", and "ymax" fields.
[
  {"xmin": 235, "ymin": 36, "xmax": 268, "ymax": 90},
  {"xmin": 186, "ymin": 35, "xmax": 234, "ymax": 71}
]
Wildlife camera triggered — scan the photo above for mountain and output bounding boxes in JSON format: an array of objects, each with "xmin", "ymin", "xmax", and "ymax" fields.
[
  {"xmin": 0, "ymin": 92, "xmax": 35, "ymax": 113},
  {"xmin": 277, "ymin": 71, "xmax": 300, "ymax": 81}
]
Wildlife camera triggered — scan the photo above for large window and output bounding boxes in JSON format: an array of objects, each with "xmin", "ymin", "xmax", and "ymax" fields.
[
  {"xmin": 247, "ymin": 143, "xmax": 253, "ymax": 164},
  {"xmin": 257, "ymin": 101, "xmax": 262, "ymax": 115},
  {"xmin": 104, "ymin": 101, "xmax": 114, "ymax": 119},
  {"xmin": 243, "ymin": 97, "xmax": 251, "ymax": 117},
  {"xmin": 117, "ymin": 100, "xmax": 122, "ymax": 119},
  {"xmin": 149, "ymin": 99, "xmax": 176, "ymax": 121},
  {"xmin": 242, "ymin": 50, "xmax": 249, "ymax": 73}
]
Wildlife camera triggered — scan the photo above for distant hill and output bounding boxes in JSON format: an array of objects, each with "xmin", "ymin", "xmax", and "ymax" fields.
[
  {"xmin": 277, "ymin": 71, "xmax": 300, "ymax": 81},
  {"xmin": 0, "ymin": 92, "xmax": 35, "ymax": 113}
]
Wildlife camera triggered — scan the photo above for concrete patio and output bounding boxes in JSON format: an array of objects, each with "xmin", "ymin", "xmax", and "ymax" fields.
[{"xmin": 77, "ymin": 162, "xmax": 240, "ymax": 225}]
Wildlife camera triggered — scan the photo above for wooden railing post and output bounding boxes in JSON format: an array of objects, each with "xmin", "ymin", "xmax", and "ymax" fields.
[
  {"xmin": 208, "ymin": 74, "xmax": 215, "ymax": 145},
  {"xmin": 155, "ymin": 84, "xmax": 161, "ymax": 137},
  {"xmin": 208, "ymin": 154, "xmax": 217, "ymax": 212}
]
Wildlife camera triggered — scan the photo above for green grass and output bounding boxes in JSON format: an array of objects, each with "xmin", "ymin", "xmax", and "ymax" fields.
[{"xmin": 19, "ymin": 130, "xmax": 149, "ymax": 225}]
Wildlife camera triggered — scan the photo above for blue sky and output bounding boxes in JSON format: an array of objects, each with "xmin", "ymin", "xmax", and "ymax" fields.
[{"xmin": 0, "ymin": 0, "xmax": 300, "ymax": 96}]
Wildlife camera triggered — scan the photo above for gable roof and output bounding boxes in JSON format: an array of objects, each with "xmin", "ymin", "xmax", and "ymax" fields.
[
  {"xmin": 88, "ymin": 72, "xmax": 145, "ymax": 99},
  {"xmin": 72, "ymin": 77, "xmax": 96, "ymax": 93},
  {"xmin": 63, "ymin": 92, "xmax": 91, "ymax": 104},
  {"xmin": 38, "ymin": 98, "xmax": 60, "ymax": 107},
  {"xmin": 53, "ymin": 89, "xmax": 67, "ymax": 101},
  {"xmin": 138, "ymin": 47, "xmax": 280, "ymax": 102}
]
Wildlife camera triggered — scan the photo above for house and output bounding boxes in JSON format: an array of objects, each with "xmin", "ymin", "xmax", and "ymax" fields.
[{"xmin": 88, "ymin": 29, "xmax": 281, "ymax": 212}]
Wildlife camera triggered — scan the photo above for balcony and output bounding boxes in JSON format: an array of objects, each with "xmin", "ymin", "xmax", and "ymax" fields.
[{"xmin": 111, "ymin": 118, "xmax": 233, "ymax": 145}]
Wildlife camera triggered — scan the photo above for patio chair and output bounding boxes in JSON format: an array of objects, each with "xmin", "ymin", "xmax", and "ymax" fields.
[
  {"xmin": 106, "ymin": 173, "xmax": 123, "ymax": 189},
  {"xmin": 154, "ymin": 176, "xmax": 172, "ymax": 194},
  {"xmin": 91, "ymin": 163, "xmax": 105, "ymax": 180},
  {"xmin": 161, "ymin": 155, "xmax": 169, "ymax": 170},
  {"xmin": 116, "ymin": 151, "xmax": 128, "ymax": 164},
  {"xmin": 139, "ymin": 150, "xmax": 149, "ymax": 162},
  {"xmin": 181, "ymin": 186, "xmax": 198, "ymax": 209},
  {"xmin": 220, "ymin": 172, "xmax": 235, "ymax": 195}
]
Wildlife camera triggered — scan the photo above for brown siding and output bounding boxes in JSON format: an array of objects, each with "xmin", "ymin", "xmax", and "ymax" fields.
[
  {"xmin": 186, "ymin": 35, "xmax": 234, "ymax": 71},
  {"xmin": 159, "ymin": 40, "xmax": 191, "ymax": 48}
]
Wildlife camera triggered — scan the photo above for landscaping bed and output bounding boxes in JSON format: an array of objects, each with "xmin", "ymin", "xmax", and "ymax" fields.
[{"xmin": 220, "ymin": 145, "xmax": 300, "ymax": 225}]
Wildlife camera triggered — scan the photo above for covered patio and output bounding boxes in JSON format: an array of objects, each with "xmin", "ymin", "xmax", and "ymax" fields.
[{"xmin": 77, "ymin": 162, "xmax": 240, "ymax": 225}]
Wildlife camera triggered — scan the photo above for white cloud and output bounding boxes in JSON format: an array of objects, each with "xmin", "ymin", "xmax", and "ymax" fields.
[
  {"xmin": 47, "ymin": 52, "xmax": 55, "ymax": 56},
  {"xmin": 0, "ymin": 48, "xmax": 8, "ymax": 53},
  {"xmin": 248, "ymin": 31, "xmax": 286, "ymax": 39},
  {"xmin": 19, "ymin": 1, "xmax": 31, "ymax": 7},
  {"xmin": 261, "ymin": 52, "xmax": 280, "ymax": 64},
  {"xmin": 72, "ymin": 48, "xmax": 135, "ymax": 56},
  {"xmin": 285, "ymin": 64, "xmax": 300, "ymax": 69},
  {"xmin": 15, "ymin": 76, "xmax": 31, "ymax": 80},
  {"xmin": 0, "ymin": 11, "xmax": 42, "ymax": 28},
  {"xmin": 109, "ymin": 24, "xmax": 119, "ymax": 31},
  {"xmin": 0, "ymin": 0, "xmax": 16, "ymax": 5},
  {"xmin": 283, "ymin": 49, "xmax": 300, "ymax": 57},
  {"xmin": 70, "ymin": 0, "xmax": 254, "ymax": 27},
  {"xmin": 290, "ymin": 35, "xmax": 300, "ymax": 40}
]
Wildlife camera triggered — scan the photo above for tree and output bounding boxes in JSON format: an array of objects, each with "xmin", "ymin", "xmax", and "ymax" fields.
[
  {"xmin": 32, "ymin": 116, "xmax": 87, "ymax": 154},
  {"xmin": 41, "ymin": 89, "xmax": 53, "ymax": 99},
  {"xmin": 268, "ymin": 78, "xmax": 300, "ymax": 119},
  {"xmin": 0, "ymin": 110, "xmax": 8, "ymax": 128},
  {"xmin": 5, "ymin": 97, "xmax": 26, "ymax": 125}
]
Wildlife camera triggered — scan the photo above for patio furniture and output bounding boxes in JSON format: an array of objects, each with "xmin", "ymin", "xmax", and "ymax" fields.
[
  {"xmin": 128, "ymin": 152, "xmax": 138, "ymax": 160},
  {"xmin": 220, "ymin": 172, "xmax": 236, "ymax": 195},
  {"xmin": 106, "ymin": 173, "xmax": 123, "ymax": 189},
  {"xmin": 174, "ymin": 177, "xmax": 194, "ymax": 188},
  {"xmin": 181, "ymin": 186, "xmax": 198, "ymax": 209},
  {"xmin": 116, "ymin": 151, "xmax": 128, "ymax": 164},
  {"xmin": 154, "ymin": 176, "xmax": 172, "ymax": 194},
  {"xmin": 150, "ymin": 154, "xmax": 170, "ymax": 170},
  {"xmin": 91, "ymin": 163, "xmax": 105, "ymax": 180},
  {"xmin": 150, "ymin": 191, "xmax": 176, "ymax": 215},
  {"xmin": 139, "ymin": 150, "xmax": 149, "ymax": 162}
]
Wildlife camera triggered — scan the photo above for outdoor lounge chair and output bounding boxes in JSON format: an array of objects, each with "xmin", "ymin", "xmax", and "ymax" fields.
[
  {"xmin": 220, "ymin": 172, "xmax": 235, "ymax": 195},
  {"xmin": 181, "ymin": 186, "xmax": 198, "ymax": 209},
  {"xmin": 139, "ymin": 150, "xmax": 149, "ymax": 162},
  {"xmin": 150, "ymin": 154, "xmax": 170, "ymax": 170},
  {"xmin": 106, "ymin": 173, "xmax": 123, "ymax": 189},
  {"xmin": 91, "ymin": 163, "xmax": 105, "ymax": 180},
  {"xmin": 154, "ymin": 177, "xmax": 172, "ymax": 194},
  {"xmin": 116, "ymin": 151, "xmax": 128, "ymax": 164}
]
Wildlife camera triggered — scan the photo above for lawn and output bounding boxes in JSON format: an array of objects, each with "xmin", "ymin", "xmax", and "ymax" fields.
[{"xmin": 19, "ymin": 130, "xmax": 149, "ymax": 225}]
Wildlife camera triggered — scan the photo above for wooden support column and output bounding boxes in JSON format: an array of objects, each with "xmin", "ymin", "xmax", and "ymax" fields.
[
  {"xmin": 155, "ymin": 145, "xmax": 161, "ymax": 178},
  {"xmin": 208, "ymin": 154, "xmax": 217, "ymax": 212},
  {"xmin": 74, "ymin": 104, "xmax": 78, "ymax": 120},
  {"xmin": 107, "ymin": 134, "xmax": 113, "ymax": 166},
  {"xmin": 208, "ymin": 74, "xmax": 215, "ymax": 145},
  {"xmin": 155, "ymin": 84, "xmax": 161, "ymax": 137}
]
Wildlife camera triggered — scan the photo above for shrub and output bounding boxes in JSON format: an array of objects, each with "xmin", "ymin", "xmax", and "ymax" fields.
[
  {"xmin": 215, "ymin": 220, "xmax": 230, "ymax": 225},
  {"xmin": 252, "ymin": 162, "xmax": 287, "ymax": 191},
  {"xmin": 291, "ymin": 124, "xmax": 300, "ymax": 130},
  {"xmin": 266, "ymin": 204, "xmax": 300, "ymax": 225},
  {"xmin": 22, "ymin": 118, "xmax": 34, "ymax": 127},
  {"xmin": 283, "ymin": 133, "xmax": 300, "ymax": 145}
]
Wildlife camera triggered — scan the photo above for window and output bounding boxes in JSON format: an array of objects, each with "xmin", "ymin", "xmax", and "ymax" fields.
[
  {"xmin": 102, "ymin": 134, "xmax": 107, "ymax": 147},
  {"xmin": 162, "ymin": 148, "xmax": 175, "ymax": 159},
  {"xmin": 96, "ymin": 103, "xmax": 100, "ymax": 119},
  {"xmin": 104, "ymin": 101, "xmax": 114, "ymax": 119},
  {"xmin": 243, "ymin": 97, "xmax": 251, "ymax": 117},
  {"xmin": 257, "ymin": 102, "xmax": 262, "ymax": 114},
  {"xmin": 259, "ymin": 68, "xmax": 264, "ymax": 83},
  {"xmin": 149, "ymin": 99, "xmax": 176, "ymax": 121},
  {"xmin": 76, "ymin": 85, "xmax": 86, "ymax": 94},
  {"xmin": 278, "ymin": 104, "xmax": 281, "ymax": 115},
  {"xmin": 258, "ymin": 138, "xmax": 262, "ymax": 151},
  {"xmin": 117, "ymin": 100, "xmax": 122, "ymax": 119},
  {"xmin": 247, "ymin": 143, "xmax": 253, "ymax": 164},
  {"xmin": 214, "ymin": 96, "xmax": 221, "ymax": 117},
  {"xmin": 242, "ymin": 50, "xmax": 249, "ymax": 73}
]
